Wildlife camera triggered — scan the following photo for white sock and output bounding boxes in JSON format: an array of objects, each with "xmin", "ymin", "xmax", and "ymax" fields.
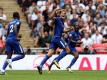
[
  {"xmin": 1, "ymin": 69, "xmax": 5, "ymax": 72},
  {"xmin": 6, "ymin": 59, "xmax": 12, "ymax": 65}
]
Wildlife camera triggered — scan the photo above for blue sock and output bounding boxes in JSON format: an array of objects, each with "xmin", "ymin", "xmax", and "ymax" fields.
[
  {"xmin": 68, "ymin": 58, "xmax": 77, "ymax": 68},
  {"xmin": 55, "ymin": 50, "xmax": 67, "ymax": 62},
  {"xmin": 2, "ymin": 60, "xmax": 8, "ymax": 70},
  {"xmin": 40, "ymin": 54, "xmax": 50, "ymax": 68},
  {"xmin": 12, "ymin": 55, "xmax": 25, "ymax": 62}
]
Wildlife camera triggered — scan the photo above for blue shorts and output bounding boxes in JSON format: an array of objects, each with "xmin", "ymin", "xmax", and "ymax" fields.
[
  {"xmin": 6, "ymin": 38, "xmax": 24, "ymax": 54},
  {"xmin": 69, "ymin": 47, "xmax": 77, "ymax": 53},
  {"xmin": 67, "ymin": 43, "xmax": 77, "ymax": 53},
  {"xmin": 49, "ymin": 37, "xmax": 68, "ymax": 50}
]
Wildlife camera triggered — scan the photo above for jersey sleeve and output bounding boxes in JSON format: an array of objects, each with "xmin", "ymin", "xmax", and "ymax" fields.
[
  {"xmin": 16, "ymin": 21, "xmax": 20, "ymax": 25},
  {"xmin": 69, "ymin": 32, "xmax": 77, "ymax": 43},
  {"xmin": 69, "ymin": 32, "xmax": 73, "ymax": 38},
  {"xmin": 16, "ymin": 21, "xmax": 21, "ymax": 26},
  {"xmin": 15, "ymin": 21, "xmax": 21, "ymax": 34}
]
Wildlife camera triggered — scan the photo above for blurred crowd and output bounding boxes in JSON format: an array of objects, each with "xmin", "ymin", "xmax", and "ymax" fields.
[
  {"xmin": 16, "ymin": 0, "xmax": 107, "ymax": 54},
  {"xmin": 0, "ymin": 7, "xmax": 7, "ymax": 54},
  {"xmin": 0, "ymin": 0, "xmax": 107, "ymax": 54}
]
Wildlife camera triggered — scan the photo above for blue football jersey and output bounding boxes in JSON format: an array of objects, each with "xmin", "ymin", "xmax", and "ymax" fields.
[
  {"xmin": 6, "ymin": 19, "xmax": 24, "ymax": 54},
  {"xmin": 54, "ymin": 17, "xmax": 64, "ymax": 37},
  {"xmin": 49, "ymin": 16, "xmax": 68, "ymax": 49},
  {"xmin": 7, "ymin": 19, "xmax": 21, "ymax": 39},
  {"xmin": 68, "ymin": 31, "xmax": 81, "ymax": 47}
]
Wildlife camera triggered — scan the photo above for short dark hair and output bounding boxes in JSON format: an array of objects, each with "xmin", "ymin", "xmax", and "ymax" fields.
[{"xmin": 13, "ymin": 12, "xmax": 20, "ymax": 19}]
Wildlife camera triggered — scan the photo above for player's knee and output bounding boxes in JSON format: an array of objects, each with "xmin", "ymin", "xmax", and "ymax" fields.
[
  {"xmin": 76, "ymin": 55, "xmax": 79, "ymax": 59},
  {"xmin": 65, "ymin": 46, "xmax": 70, "ymax": 54},
  {"xmin": 66, "ymin": 48, "xmax": 71, "ymax": 54},
  {"xmin": 73, "ymin": 52, "xmax": 79, "ymax": 59},
  {"xmin": 47, "ymin": 54, "xmax": 52, "ymax": 57},
  {"xmin": 7, "ymin": 53, "xmax": 12, "ymax": 59},
  {"xmin": 47, "ymin": 52, "xmax": 53, "ymax": 57},
  {"xmin": 47, "ymin": 49, "xmax": 54, "ymax": 57},
  {"xmin": 74, "ymin": 54, "xmax": 79, "ymax": 59}
]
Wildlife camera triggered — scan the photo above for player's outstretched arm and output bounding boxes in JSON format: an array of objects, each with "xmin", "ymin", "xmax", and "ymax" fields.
[
  {"xmin": 63, "ymin": 27, "xmax": 73, "ymax": 33},
  {"xmin": 49, "ymin": 8, "xmax": 61, "ymax": 19}
]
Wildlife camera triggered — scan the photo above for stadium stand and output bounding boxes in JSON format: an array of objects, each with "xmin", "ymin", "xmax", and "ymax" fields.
[
  {"xmin": 0, "ymin": 0, "xmax": 107, "ymax": 54},
  {"xmin": 0, "ymin": 0, "xmax": 34, "ymax": 48}
]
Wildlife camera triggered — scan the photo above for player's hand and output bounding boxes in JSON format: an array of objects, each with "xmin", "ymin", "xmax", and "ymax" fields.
[
  {"xmin": 77, "ymin": 40, "xmax": 82, "ymax": 44},
  {"xmin": 64, "ymin": 27, "xmax": 73, "ymax": 33},
  {"xmin": 17, "ymin": 34, "xmax": 22, "ymax": 41}
]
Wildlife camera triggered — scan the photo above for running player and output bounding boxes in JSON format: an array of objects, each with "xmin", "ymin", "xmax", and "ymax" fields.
[
  {"xmin": 37, "ymin": 9, "xmax": 72, "ymax": 74},
  {"xmin": 49, "ymin": 23, "xmax": 81, "ymax": 72},
  {"xmin": 0, "ymin": 12, "xmax": 25, "ymax": 75}
]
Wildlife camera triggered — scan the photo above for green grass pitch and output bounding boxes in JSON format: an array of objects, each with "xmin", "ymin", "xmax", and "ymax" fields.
[{"xmin": 0, "ymin": 70, "xmax": 106, "ymax": 80}]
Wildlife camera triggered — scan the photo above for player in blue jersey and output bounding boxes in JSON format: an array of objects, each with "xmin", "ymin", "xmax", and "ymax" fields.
[
  {"xmin": 37, "ymin": 9, "xmax": 72, "ymax": 74},
  {"xmin": 0, "ymin": 12, "xmax": 25, "ymax": 75},
  {"xmin": 48, "ymin": 23, "xmax": 81, "ymax": 72}
]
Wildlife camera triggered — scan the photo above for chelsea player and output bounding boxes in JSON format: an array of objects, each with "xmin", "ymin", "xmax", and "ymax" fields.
[
  {"xmin": 0, "ymin": 12, "xmax": 25, "ymax": 75},
  {"xmin": 37, "ymin": 9, "xmax": 72, "ymax": 74},
  {"xmin": 49, "ymin": 24, "xmax": 81, "ymax": 72}
]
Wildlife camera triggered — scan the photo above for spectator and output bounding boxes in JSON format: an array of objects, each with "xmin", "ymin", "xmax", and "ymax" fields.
[
  {"xmin": 17, "ymin": 0, "xmax": 23, "ymax": 7},
  {"xmin": 94, "ymin": 12, "xmax": 102, "ymax": 26},
  {"xmin": 91, "ymin": 30, "xmax": 103, "ymax": 44},
  {"xmin": 16, "ymin": 0, "xmax": 107, "ymax": 54},
  {"xmin": 30, "ymin": 7, "xmax": 39, "ymax": 29},
  {"xmin": 22, "ymin": 0, "xmax": 32, "ymax": 12},
  {"xmin": 81, "ymin": 10, "xmax": 91, "ymax": 23},
  {"xmin": 97, "ymin": 4, "xmax": 106, "ymax": 17},
  {"xmin": 98, "ymin": 20, "xmax": 107, "ymax": 35},
  {"xmin": 60, "ymin": 0, "xmax": 65, "ymax": 8},
  {"xmin": 0, "ymin": 7, "xmax": 7, "ymax": 54},
  {"xmin": 104, "ymin": 12, "xmax": 107, "ymax": 24},
  {"xmin": 27, "ymin": 2, "xmax": 37, "ymax": 25},
  {"xmin": 70, "ymin": 13, "xmax": 78, "ymax": 26},
  {"xmin": 33, "ymin": 15, "xmax": 44, "ymax": 47},
  {"xmin": 81, "ymin": 32, "xmax": 92, "ymax": 48},
  {"xmin": 81, "ymin": 32, "xmax": 95, "ymax": 54},
  {"xmin": 89, "ymin": 22, "xmax": 96, "ymax": 34},
  {"xmin": 0, "ymin": 7, "xmax": 7, "ymax": 21},
  {"xmin": 0, "ymin": 24, "xmax": 5, "ymax": 54},
  {"xmin": 38, "ymin": 31, "xmax": 52, "ymax": 47}
]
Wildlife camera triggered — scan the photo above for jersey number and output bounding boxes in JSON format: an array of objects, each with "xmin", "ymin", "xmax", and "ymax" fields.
[{"xmin": 10, "ymin": 25, "xmax": 14, "ymax": 32}]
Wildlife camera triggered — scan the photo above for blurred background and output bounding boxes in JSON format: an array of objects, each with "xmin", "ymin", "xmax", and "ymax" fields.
[{"xmin": 0, "ymin": 0, "xmax": 107, "ymax": 55}]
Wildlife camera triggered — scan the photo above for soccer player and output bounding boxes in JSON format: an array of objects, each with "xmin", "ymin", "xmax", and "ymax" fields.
[
  {"xmin": 48, "ymin": 24, "xmax": 81, "ymax": 72},
  {"xmin": 0, "ymin": 12, "xmax": 25, "ymax": 75},
  {"xmin": 37, "ymin": 9, "xmax": 72, "ymax": 74}
]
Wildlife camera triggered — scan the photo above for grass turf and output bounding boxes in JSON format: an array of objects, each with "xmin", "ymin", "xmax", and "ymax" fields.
[{"xmin": 0, "ymin": 70, "xmax": 106, "ymax": 80}]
